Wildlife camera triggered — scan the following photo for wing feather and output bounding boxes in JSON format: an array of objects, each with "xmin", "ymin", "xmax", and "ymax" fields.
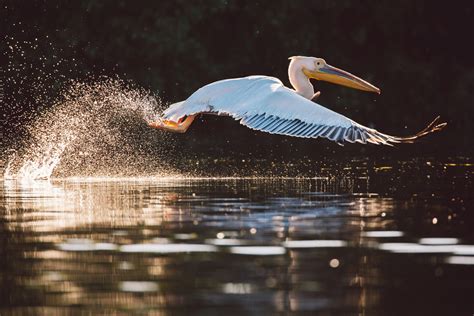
[{"xmin": 162, "ymin": 76, "xmax": 446, "ymax": 145}]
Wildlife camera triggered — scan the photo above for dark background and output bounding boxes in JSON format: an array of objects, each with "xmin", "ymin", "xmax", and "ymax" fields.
[{"xmin": 1, "ymin": 0, "xmax": 473, "ymax": 162}]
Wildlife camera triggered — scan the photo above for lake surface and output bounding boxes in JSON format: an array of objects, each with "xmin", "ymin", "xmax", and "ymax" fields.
[{"xmin": 1, "ymin": 159, "xmax": 473, "ymax": 315}]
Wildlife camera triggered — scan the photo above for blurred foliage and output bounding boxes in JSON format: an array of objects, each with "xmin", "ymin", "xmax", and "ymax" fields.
[{"xmin": 1, "ymin": 0, "xmax": 473, "ymax": 158}]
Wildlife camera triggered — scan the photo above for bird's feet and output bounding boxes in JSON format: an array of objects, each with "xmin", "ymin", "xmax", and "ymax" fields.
[
  {"xmin": 148, "ymin": 118, "xmax": 165, "ymax": 130},
  {"xmin": 148, "ymin": 115, "xmax": 196, "ymax": 133},
  {"xmin": 148, "ymin": 118, "xmax": 178, "ymax": 131},
  {"xmin": 311, "ymin": 91, "xmax": 321, "ymax": 101}
]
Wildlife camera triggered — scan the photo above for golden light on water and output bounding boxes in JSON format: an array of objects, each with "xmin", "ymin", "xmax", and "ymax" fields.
[{"xmin": 1, "ymin": 175, "xmax": 472, "ymax": 314}]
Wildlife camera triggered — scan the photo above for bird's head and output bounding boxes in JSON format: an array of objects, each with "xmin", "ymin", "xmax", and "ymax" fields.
[{"xmin": 289, "ymin": 56, "xmax": 380, "ymax": 94}]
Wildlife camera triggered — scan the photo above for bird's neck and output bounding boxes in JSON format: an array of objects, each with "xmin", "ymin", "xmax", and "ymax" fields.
[{"xmin": 288, "ymin": 60, "xmax": 314, "ymax": 99}]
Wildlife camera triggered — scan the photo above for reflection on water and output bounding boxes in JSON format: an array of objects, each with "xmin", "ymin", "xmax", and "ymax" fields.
[{"xmin": 1, "ymin": 162, "xmax": 473, "ymax": 315}]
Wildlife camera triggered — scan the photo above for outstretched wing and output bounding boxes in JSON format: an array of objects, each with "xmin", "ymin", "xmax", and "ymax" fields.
[{"xmin": 163, "ymin": 76, "xmax": 445, "ymax": 145}]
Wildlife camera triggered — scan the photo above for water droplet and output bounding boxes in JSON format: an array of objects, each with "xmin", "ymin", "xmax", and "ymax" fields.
[{"xmin": 329, "ymin": 258, "xmax": 340, "ymax": 268}]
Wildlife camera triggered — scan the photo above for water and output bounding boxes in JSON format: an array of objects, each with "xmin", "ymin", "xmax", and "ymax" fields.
[
  {"xmin": 1, "ymin": 160, "xmax": 473, "ymax": 315},
  {"xmin": 3, "ymin": 79, "xmax": 179, "ymax": 180}
]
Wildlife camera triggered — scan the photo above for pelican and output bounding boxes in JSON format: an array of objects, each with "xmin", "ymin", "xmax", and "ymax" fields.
[{"xmin": 148, "ymin": 56, "xmax": 446, "ymax": 145}]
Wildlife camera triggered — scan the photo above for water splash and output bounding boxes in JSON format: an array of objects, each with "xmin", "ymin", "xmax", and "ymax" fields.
[
  {"xmin": 4, "ymin": 78, "xmax": 174, "ymax": 180},
  {"xmin": 5, "ymin": 142, "xmax": 68, "ymax": 180}
]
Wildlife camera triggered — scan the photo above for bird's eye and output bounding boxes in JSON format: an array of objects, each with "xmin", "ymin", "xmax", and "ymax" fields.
[{"xmin": 316, "ymin": 62, "xmax": 320, "ymax": 66}]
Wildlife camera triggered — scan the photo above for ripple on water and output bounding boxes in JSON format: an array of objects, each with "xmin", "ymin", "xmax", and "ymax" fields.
[
  {"xmin": 221, "ymin": 283, "xmax": 255, "ymax": 294},
  {"xmin": 362, "ymin": 231, "xmax": 405, "ymax": 238},
  {"xmin": 120, "ymin": 243, "xmax": 217, "ymax": 254},
  {"xmin": 418, "ymin": 238, "xmax": 459, "ymax": 245},
  {"xmin": 229, "ymin": 246, "xmax": 286, "ymax": 256},
  {"xmin": 57, "ymin": 239, "xmax": 118, "ymax": 252},
  {"xmin": 119, "ymin": 281, "xmax": 159, "ymax": 292},
  {"xmin": 378, "ymin": 243, "xmax": 474, "ymax": 254},
  {"xmin": 282, "ymin": 239, "xmax": 347, "ymax": 248},
  {"xmin": 445, "ymin": 256, "xmax": 474, "ymax": 265},
  {"xmin": 205, "ymin": 238, "xmax": 246, "ymax": 246}
]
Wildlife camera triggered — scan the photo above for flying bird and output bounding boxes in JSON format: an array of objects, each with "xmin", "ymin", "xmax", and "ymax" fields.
[{"xmin": 148, "ymin": 56, "xmax": 446, "ymax": 145}]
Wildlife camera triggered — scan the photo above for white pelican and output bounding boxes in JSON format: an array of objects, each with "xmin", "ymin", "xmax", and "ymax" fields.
[{"xmin": 149, "ymin": 56, "xmax": 446, "ymax": 145}]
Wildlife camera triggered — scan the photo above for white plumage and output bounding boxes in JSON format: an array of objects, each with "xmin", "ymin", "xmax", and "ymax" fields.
[
  {"xmin": 151, "ymin": 56, "xmax": 445, "ymax": 145},
  {"xmin": 162, "ymin": 76, "xmax": 441, "ymax": 145}
]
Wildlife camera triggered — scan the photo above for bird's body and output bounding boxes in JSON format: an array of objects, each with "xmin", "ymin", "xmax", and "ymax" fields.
[{"xmin": 149, "ymin": 56, "xmax": 445, "ymax": 145}]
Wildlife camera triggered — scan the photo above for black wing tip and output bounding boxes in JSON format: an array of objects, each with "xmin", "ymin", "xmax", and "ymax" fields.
[
  {"xmin": 414, "ymin": 115, "xmax": 447, "ymax": 137},
  {"xmin": 390, "ymin": 115, "xmax": 447, "ymax": 145}
]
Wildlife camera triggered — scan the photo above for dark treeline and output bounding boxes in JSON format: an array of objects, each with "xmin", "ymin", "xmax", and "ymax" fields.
[{"xmin": 1, "ymin": 0, "xmax": 473, "ymax": 159}]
